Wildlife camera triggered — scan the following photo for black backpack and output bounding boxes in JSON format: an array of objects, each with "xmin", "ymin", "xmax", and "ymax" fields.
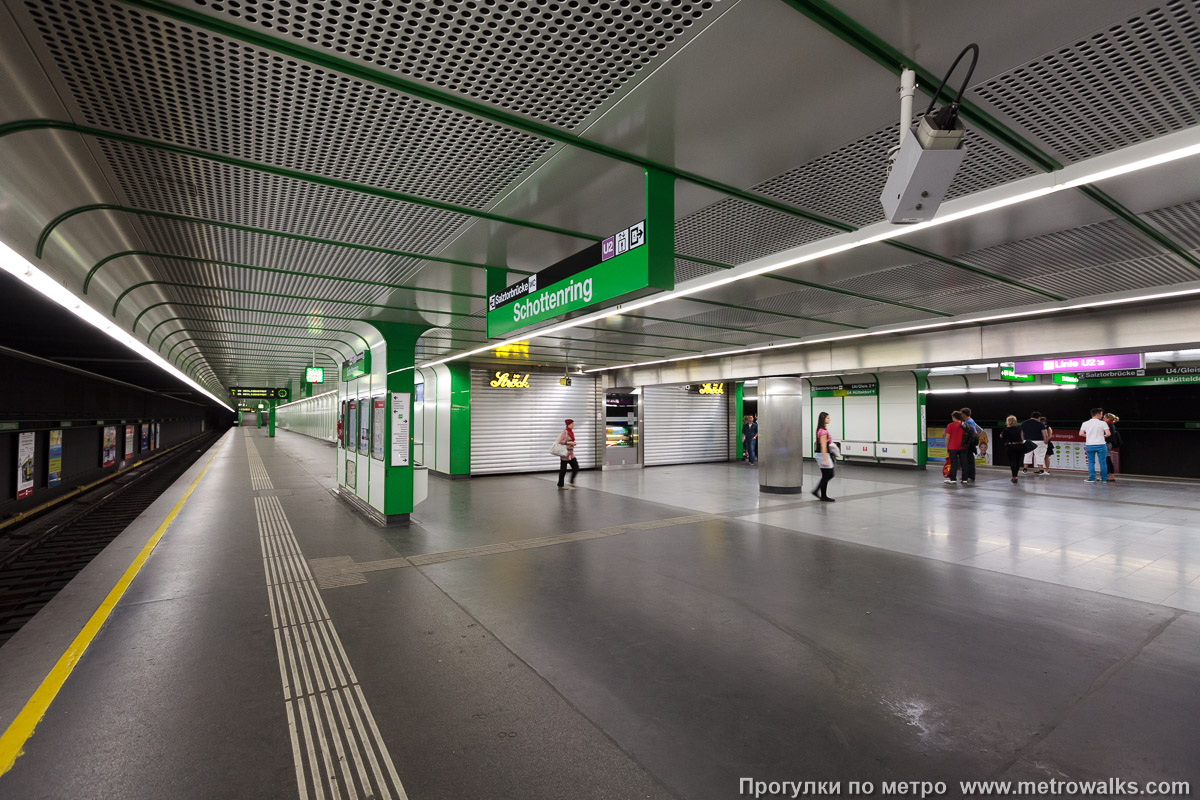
[{"xmin": 961, "ymin": 423, "xmax": 979, "ymax": 453}]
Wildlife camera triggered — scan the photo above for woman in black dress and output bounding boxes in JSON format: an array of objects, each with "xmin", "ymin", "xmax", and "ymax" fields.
[{"xmin": 999, "ymin": 415, "xmax": 1026, "ymax": 484}]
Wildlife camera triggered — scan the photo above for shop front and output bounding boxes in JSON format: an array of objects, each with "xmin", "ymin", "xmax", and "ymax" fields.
[{"xmin": 642, "ymin": 381, "xmax": 730, "ymax": 466}]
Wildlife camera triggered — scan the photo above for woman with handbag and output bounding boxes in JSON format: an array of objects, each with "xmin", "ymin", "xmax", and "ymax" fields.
[
  {"xmin": 554, "ymin": 419, "xmax": 580, "ymax": 489},
  {"xmin": 1104, "ymin": 413, "xmax": 1122, "ymax": 482},
  {"xmin": 999, "ymin": 415, "xmax": 1027, "ymax": 484},
  {"xmin": 811, "ymin": 411, "xmax": 838, "ymax": 502}
]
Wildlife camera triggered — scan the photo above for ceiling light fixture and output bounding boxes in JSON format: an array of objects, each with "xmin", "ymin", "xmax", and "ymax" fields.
[{"xmin": 0, "ymin": 241, "xmax": 234, "ymax": 411}]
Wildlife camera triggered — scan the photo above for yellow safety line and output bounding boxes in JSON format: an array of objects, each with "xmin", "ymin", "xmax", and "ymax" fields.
[{"xmin": 0, "ymin": 436, "xmax": 227, "ymax": 776}]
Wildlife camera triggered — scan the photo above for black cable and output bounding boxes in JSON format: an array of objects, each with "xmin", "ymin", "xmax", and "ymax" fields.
[{"xmin": 924, "ymin": 43, "xmax": 979, "ymax": 130}]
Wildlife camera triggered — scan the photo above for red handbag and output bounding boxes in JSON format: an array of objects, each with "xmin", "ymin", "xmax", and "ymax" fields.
[{"xmin": 942, "ymin": 461, "xmax": 952, "ymax": 478}]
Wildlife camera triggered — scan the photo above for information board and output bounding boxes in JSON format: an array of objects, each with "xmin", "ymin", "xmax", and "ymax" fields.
[
  {"xmin": 230, "ymin": 386, "xmax": 288, "ymax": 399},
  {"xmin": 371, "ymin": 396, "xmax": 385, "ymax": 460},
  {"xmin": 141, "ymin": 424, "xmax": 149, "ymax": 451},
  {"xmin": 16, "ymin": 431, "xmax": 34, "ymax": 498},
  {"xmin": 390, "ymin": 392, "xmax": 410, "ymax": 467},
  {"xmin": 358, "ymin": 398, "xmax": 370, "ymax": 455},
  {"xmin": 305, "ymin": 366, "xmax": 324, "ymax": 384},
  {"xmin": 48, "ymin": 430, "xmax": 63, "ymax": 487},
  {"xmin": 102, "ymin": 426, "xmax": 117, "ymax": 467}
]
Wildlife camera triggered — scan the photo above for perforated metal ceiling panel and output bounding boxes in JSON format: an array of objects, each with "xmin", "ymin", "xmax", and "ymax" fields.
[
  {"xmin": 973, "ymin": 0, "xmax": 1200, "ymax": 163},
  {"xmin": 674, "ymin": 199, "xmax": 836, "ymax": 264},
  {"xmin": 183, "ymin": 0, "xmax": 725, "ymax": 130},
  {"xmin": 26, "ymin": 0, "xmax": 556, "ymax": 205},
  {"xmin": 92, "ymin": 141, "xmax": 472, "ymax": 251}
]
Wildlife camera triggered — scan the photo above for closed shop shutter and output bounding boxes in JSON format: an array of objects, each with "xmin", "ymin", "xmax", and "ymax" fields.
[
  {"xmin": 469, "ymin": 369, "xmax": 598, "ymax": 474},
  {"xmin": 643, "ymin": 385, "xmax": 729, "ymax": 466}
]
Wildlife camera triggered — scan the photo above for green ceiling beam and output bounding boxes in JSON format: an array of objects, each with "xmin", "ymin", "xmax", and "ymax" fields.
[
  {"xmin": 778, "ymin": 0, "xmax": 1200, "ymax": 276},
  {"xmin": 0, "ymin": 120, "xmax": 597, "ymax": 243},
  {"xmin": 118, "ymin": 280, "xmax": 465, "ymax": 326},
  {"xmin": 168, "ymin": 334, "xmax": 353, "ymax": 365},
  {"xmin": 108, "ymin": 257, "xmax": 481, "ymax": 317},
  {"xmin": 114, "ymin": 0, "xmax": 851, "ymax": 232},
  {"xmin": 157, "ymin": 325, "xmax": 362, "ymax": 357},
  {"xmin": 40, "ymin": 205, "xmax": 524, "ymax": 274},
  {"xmin": 683, "ymin": 297, "xmax": 867, "ymax": 328},
  {"xmin": 148, "ymin": 316, "xmax": 372, "ymax": 351},
  {"xmin": 58, "ymin": 204, "xmax": 966, "ymax": 318},
  {"xmin": 94, "ymin": 3, "xmax": 1074, "ymax": 290},
  {"xmin": 92, "ymin": 251, "xmax": 487, "ymax": 302}
]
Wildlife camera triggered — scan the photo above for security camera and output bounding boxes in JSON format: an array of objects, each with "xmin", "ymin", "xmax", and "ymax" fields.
[{"xmin": 880, "ymin": 45, "xmax": 978, "ymax": 224}]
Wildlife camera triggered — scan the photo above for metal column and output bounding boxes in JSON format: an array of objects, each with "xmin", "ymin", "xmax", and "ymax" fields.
[{"xmin": 758, "ymin": 377, "xmax": 805, "ymax": 494}]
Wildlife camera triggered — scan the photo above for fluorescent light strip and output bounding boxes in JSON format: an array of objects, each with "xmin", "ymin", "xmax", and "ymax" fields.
[
  {"xmin": 416, "ymin": 126, "xmax": 1200, "ymax": 372},
  {"xmin": 275, "ymin": 388, "xmax": 338, "ymax": 407},
  {"xmin": 0, "ymin": 241, "xmax": 234, "ymax": 411},
  {"xmin": 920, "ymin": 385, "xmax": 1077, "ymax": 394}
]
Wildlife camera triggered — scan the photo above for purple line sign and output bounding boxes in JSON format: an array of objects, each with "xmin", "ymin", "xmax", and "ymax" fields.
[{"xmin": 1013, "ymin": 353, "xmax": 1145, "ymax": 375}]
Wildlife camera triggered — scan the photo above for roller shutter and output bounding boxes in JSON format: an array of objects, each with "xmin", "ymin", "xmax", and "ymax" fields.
[
  {"xmin": 469, "ymin": 369, "xmax": 598, "ymax": 474},
  {"xmin": 643, "ymin": 385, "xmax": 729, "ymax": 466}
]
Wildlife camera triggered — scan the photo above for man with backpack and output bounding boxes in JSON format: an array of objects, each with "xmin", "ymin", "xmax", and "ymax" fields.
[{"xmin": 959, "ymin": 408, "xmax": 983, "ymax": 485}]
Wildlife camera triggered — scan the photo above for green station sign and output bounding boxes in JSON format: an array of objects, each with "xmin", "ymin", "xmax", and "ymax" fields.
[
  {"xmin": 305, "ymin": 366, "xmax": 325, "ymax": 384},
  {"xmin": 1080, "ymin": 366, "xmax": 1200, "ymax": 388},
  {"xmin": 230, "ymin": 386, "xmax": 288, "ymax": 400},
  {"xmin": 999, "ymin": 367, "xmax": 1036, "ymax": 382},
  {"xmin": 486, "ymin": 169, "xmax": 674, "ymax": 338},
  {"xmin": 1052, "ymin": 373, "xmax": 1079, "ymax": 385},
  {"xmin": 342, "ymin": 350, "xmax": 371, "ymax": 381}
]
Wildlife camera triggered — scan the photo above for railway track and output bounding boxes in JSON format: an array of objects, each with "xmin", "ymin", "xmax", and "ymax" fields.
[{"xmin": 0, "ymin": 432, "xmax": 221, "ymax": 646}]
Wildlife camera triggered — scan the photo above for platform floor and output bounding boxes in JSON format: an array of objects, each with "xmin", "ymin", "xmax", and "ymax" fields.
[{"xmin": 1, "ymin": 427, "xmax": 1197, "ymax": 799}]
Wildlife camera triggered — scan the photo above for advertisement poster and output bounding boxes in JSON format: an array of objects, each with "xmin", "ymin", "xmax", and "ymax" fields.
[
  {"xmin": 390, "ymin": 392, "xmax": 411, "ymax": 467},
  {"xmin": 48, "ymin": 430, "xmax": 63, "ymax": 488},
  {"xmin": 346, "ymin": 458, "xmax": 356, "ymax": 491},
  {"xmin": 124, "ymin": 425, "xmax": 135, "ymax": 458},
  {"xmin": 358, "ymin": 398, "xmax": 370, "ymax": 455},
  {"xmin": 141, "ymin": 424, "xmax": 149, "ymax": 452},
  {"xmin": 154, "ymin": 423, "xmax": 160, "ymax": 450},
  {"xmin": 371, "ymin": 397, "xmax": 385, "ymax": 460},
  {"xmin": 102, "ymin": 426, "xmax": 117, "ymax": 467},
  {"xmin": 925, "ymin": 427, "xmax": 992, "ymax": 466},
  {"xmin": 16, "ymin": 431, "xmax": 35, "ymax": 499}
]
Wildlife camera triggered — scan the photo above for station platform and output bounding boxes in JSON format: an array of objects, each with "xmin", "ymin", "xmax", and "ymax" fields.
[{"xmin": 1, "ymin": 427, "xmax": 1197, "ymax": 798}]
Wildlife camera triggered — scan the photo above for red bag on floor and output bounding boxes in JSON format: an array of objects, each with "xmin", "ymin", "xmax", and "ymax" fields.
[{"xmin": 942, "ymin": 461, "xmax": 952, "ymax": 478}]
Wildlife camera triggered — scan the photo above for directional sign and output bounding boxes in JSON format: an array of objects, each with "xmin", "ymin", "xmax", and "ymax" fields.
[{"xmin": 230, "ymin": 386, "xmax": 288, "ymax": 399}]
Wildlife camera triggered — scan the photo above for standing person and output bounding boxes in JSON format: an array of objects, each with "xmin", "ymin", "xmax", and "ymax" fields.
[
  {"xmin": 556, "ymin": 418, "xmax": 580, "ymax": 489},
  {"xmin": 999, "ymin": 415, "xmax": 1026, "ymax": 484},
  {"xmin": 747, "ymin": 414, "xmax": 759, "ymax": 465},
  {"xmin": 1039, "ymin": 415, "xmax": 1055, "ymax": 473},
  {"xmin": 1104, "ymin": 413, "xmax": 1122, "ymax": 482},
  {"xmin": 741, "ymin": 416, "xmax": 751, "ymax": 462},
  {"xmin": 1020, "ymin": 412, "xmax": 1049, "ymax": 475},
  {"xmin": 811, "ymin": 411, "xmax": 838, "ymax": 502},
  {"xmin": 944, "ymin": 410, "xmax": 965, "ymax": 485},
  {"xmin": 1080, "ymin": 408, "xmax": 1111, "ymax": 483},
  {"xmin": 959, "ymin": 408, "xmax": 982, "ymax": 485}
]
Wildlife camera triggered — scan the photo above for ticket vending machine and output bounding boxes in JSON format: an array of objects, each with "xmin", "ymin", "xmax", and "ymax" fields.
[{"xmin": 604, "ymin": 390, "xmax": 640, "ymax": 469}]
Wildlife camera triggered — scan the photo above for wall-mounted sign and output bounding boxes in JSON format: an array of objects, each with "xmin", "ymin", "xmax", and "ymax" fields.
[
  {"xmin": 48, "ymin": 429, "xmax": 63, "ymax": 488},
  {"xmin": 998, "ymin": 367, "xmax": 1036, "ymax": 383},
  {"xmin": 486, "ymin": 170, "xmax": 674, "ymax": 338},
  {"xmin": 1052, "ymin": 373, "xmax": 1080, "ymax": 385},
  {"xmin": 124, "ymin": 425, "xmax": 135, "ymax": 459},
  {"xmin": 141, "ymin": 424, "xmax": 149, "ymax": 452},
  {"xmin": 230, "ymin": 386, "xmax": 288, "ymax": 399},
  {"xmin": 358, "ymin": 398, "xmax": 370, "ymax": 455},
  {"xmin": 1081, "ymin": 365, "xmax": 1200, "ymax": 388},
  {"xmin": 490, "ymin": 371, "xmax": 531, "ymax": 388},
  {"xmin": 372, "ymin": 396, "xmax": 385, "ymax": 460},
  {"xmin": 102, "ymin": 426, "xmax": 117, "ymax": 467},
  {"xmin": 342, "ymin": 350, "xmax": 371, "ymax": 381},
  {"xmin": 698, "ymin": 382, "xmax": 725, "ymax": 395},
  {"xmin": 811, "ymin": 382, "xmax": 877, "ymax": 397},
  {"xmin": 1013, "ymin": 353, "xmax": 1144, "ymax": 375},
  {"xmin": 390, "ymin": 392, "xmax": 410, "ymax": 467},
  {"xmin": 16, "ymin": 431, "xmax": 35, "ymax": 498},
  {"xmin": 305, "ymin": 366, "xmax": 324, "ymax": 384}
]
